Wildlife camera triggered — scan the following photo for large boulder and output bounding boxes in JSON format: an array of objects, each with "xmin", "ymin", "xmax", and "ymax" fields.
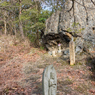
[
  {"xmin": 44, "ymin": 0, "xmax": 95, "ymax": 55},
  {"xmin": 45, "ymin": 11, "xmax": 60, "ymax": 35}
]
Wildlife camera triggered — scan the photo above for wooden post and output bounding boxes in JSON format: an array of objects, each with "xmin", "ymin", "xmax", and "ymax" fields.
[{"xmin": 69, "ymin": 38, "xmax": 75, "ymax": 65}]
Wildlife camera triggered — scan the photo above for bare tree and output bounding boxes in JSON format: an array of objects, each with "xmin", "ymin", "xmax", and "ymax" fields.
[{"xmin": 19, "ymin": 0, "xmax": 24, "ymax": 39}]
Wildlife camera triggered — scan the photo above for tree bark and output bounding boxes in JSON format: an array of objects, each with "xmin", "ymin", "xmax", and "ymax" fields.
[
  {"xmin": 4, "ymin": 19, "xmax": 7, "ymax": 35},
  {"xmin": 19, "ymin": 0, "xmax": 24, "ymax": 39},
  {"xmin": 4, "ymin": 11, "xmax": 7, "ymax": 35},
  {"xmin": 36, "ymin": 29, "xmax": 39, "ymax": 46}
]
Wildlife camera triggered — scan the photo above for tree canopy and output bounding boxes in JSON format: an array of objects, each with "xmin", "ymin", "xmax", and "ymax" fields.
[{"xmin": 0, "ymin": 0, "xmax": 95, "ymax": 46}]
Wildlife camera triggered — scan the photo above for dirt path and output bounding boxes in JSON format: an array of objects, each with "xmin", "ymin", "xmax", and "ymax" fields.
[{"xmin": 0, "ymin": 43, "xmax": 95, "ymax": 95}]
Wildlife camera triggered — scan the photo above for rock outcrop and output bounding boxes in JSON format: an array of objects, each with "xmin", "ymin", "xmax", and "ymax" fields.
[
  {"xmin": 45, "ymin": 11, "xmax": 60, "ymax": 35},
  {"xmin": 44, "ymin": 0, "xmax": 95, "ymax": 55}
]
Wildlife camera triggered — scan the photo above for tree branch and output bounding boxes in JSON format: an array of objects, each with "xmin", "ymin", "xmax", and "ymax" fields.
[{"xmin": 91, "ymin": 0, "xmax": 95, "ymax": 6}]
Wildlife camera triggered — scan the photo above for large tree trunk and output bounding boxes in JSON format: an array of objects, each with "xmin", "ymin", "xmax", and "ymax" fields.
[{"xmin": 19, "ymin": 0, "xmax": 24, "ymax": 39}]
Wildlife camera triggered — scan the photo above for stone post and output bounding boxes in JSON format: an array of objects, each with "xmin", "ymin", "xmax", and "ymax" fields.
[
  {"xmin": 58, "ymin": 43, "xmax": 61, "ymax": 53},
  {"xmin": 69, "ymin": 38, "xmax": 75, "ymax": 65},
  {"xmin": 42, "ymin": 65, "xmax": 57, "ymax": 95},
  {"xmin": 52, "ymin": 50, "xmax": 56, "ymax": 57}
]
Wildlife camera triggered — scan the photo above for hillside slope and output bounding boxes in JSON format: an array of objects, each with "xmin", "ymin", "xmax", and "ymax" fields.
[{"xmin": 0, "ymin": 35, "xmax": 95, "ymax": 95}]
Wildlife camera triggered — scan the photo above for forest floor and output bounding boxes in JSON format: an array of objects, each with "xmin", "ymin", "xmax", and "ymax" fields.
[{"xmin": 0, "ymin": 35, "xmax": 95, "ymax": 95}]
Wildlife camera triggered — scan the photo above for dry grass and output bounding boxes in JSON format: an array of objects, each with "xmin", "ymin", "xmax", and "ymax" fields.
[
  {"xmin": 0, "ymin": 35, "xmax": 30, "ymax": 52},
  {"xmin": 0, "ymin": 35, "xmax": 95, "ymax": 95}
]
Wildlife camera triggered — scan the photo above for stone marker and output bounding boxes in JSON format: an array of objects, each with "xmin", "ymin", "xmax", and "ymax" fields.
[
  {"xmin": 58, "ymin": 43, "xmax": 61, "ymax": 53},
  {"xmin": 52, "ymin": 50, "xmax": 57, "ymax": 57},
  {"xmin": 69, "ymin": 38, "xmax": 75, "ymax": 65},
  {"xmin": 42, "ymin": 65, "xmax": 57, "ymax": 95}
]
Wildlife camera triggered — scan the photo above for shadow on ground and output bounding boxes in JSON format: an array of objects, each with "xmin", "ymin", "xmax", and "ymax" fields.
[{"xmin": 86, "ymin": 56, "xmax": 95, "ymax": 81}]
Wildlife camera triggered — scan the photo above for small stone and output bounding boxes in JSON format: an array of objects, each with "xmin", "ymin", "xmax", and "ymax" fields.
[{"xmin": 63, "ymin": 49, "xmax": 69, "ymax": 55}]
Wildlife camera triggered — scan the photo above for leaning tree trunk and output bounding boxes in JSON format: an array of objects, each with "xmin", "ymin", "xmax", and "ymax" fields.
[{"xmin": 19, "ymin": 0, "xmax": 24, "ymax": 39}]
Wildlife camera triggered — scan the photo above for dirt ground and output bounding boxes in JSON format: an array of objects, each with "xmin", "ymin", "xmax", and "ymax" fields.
[{"xmin": 0, "ymin": 35, "xmax": 95, "ymax": 95}]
